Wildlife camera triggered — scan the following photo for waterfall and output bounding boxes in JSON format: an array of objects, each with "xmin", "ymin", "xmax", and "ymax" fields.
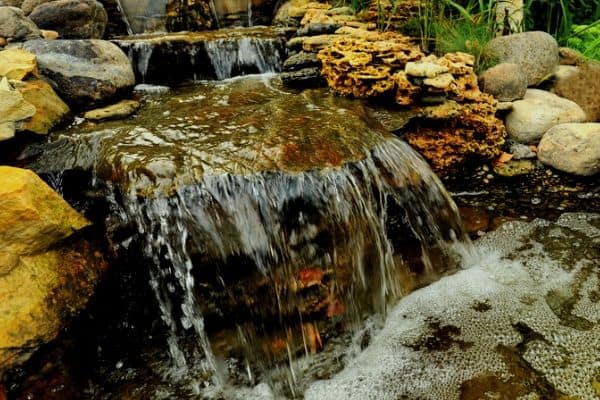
[
  {"xmin": 25, "ymin": 76, "xmax": 470, "ymax": 396},
  {"xmin": 127, "ymin": 42, "xmax": 154, "ymax": 82},
  {"xmin": 206, "ymin": 37, "xmax": 282, "ymax": 79}
]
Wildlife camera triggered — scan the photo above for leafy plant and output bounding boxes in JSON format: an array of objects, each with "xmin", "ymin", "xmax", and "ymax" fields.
[
  {"xmin": 523, "ymin": 0, "xmax": 600, "ymax": 44},
  {"xmin": 566, "ymin": 22, "xmax": 600, "ymax": 61},
  {"xmin": 414, "ymin": 0, "xmax": 497, "ymax": 71}
]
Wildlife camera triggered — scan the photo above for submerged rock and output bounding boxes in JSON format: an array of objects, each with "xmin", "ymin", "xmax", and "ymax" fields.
[
  {"xmin": 83, "ymin": 99, "xmax": 139, "ymax": 120},
  {"xmin": 27, "ymin": 76, "xmax": 466, "ymax": 373},
  {"xmin": 22, "ymin": 38, "xmax": 135, "ymax": 107},
  {"xmin": 28, "ymin": 0, "xmax": 108, "ymax": 39},
  {"xmin": 538, "ymin": 122, "xmax": 600, "ymax": 176},
  {"xmin": 306, "ymin": 213, "xmax": 600, "ymax": 399},
  {"xmin": 0, "ymin": 166, "xmax": 104, "ymax": 375}
]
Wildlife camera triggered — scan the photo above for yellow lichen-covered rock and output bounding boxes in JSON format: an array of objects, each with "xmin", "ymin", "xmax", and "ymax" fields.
[
  {"xmin": 14, "ymin": 79, "xmax": 70, "ymax": 135},
  {"xmin": 318, "ymin": 30, "xmax": 424, "ymax": 98},
  {"xmin": 403, "ymin": 94, "xmax": 506, "ymax": 174},
  {"xmin": 0, "ymin": 239, "xmax": 107, "ymax": 375},
  {"xmin": 0, "ymin": 166, "xmax": 104, "ymax": 376},
  {"xmin": 0, "ymin": 166, "xmax": 89, "ymax": 258},
  {"xmin": 0, "ymin": 48, "xmax": 37, "ymax": 81}
]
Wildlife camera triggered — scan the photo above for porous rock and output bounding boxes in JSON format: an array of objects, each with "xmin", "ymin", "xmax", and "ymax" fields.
[{"xmin": 538, "ymin": 122, "xmax": 600, "ymax": 176}]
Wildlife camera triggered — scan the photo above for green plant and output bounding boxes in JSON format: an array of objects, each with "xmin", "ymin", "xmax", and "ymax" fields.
[
  {"xmin": 566, "ymin": 21, "xmax": 600, "ymax": 61},
  {"xmin": 415, "ymin": 0, "xmax": 497, "ymax": 71},
  {"xmin": 523, "ymin": 0, "xmax": 600, "ymax": 44}
]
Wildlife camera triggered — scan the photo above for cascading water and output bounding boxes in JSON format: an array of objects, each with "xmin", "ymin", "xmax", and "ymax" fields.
[
  {"xmin": 205, "ymin": 37, "xmax": 282, "ymax": 79},
  {"xmin": 113, "ymin": 27, "xmax": 287, "ymax": 83},
  {"xmin": 25, "ymin": 76, "xmax": 471, "ymax": 397},
  {"xmin": 127, "ymin": 42, "xmax": 154, "ymax": 82}
]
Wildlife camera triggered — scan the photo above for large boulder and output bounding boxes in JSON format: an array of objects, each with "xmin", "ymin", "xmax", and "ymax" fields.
[
  {"xmin": 479, "ymin": 62, "xmax": 527, "ymax": 101},
  {"xmin": 22, "ymin": 39, "xmax": 135, "ymax": 107},
  {"xmin": 484, "ymin": 31, "xmax": 559, "ymax": 87},
  {"xmin": 0, "ymin": 166, "xmax": 105, "ymax": 375},
  {"xmin": 505, "ymin": 89, "xmax": 587, "ymax": 143},
  {"xmin": 0, "ymin": 6, "xmax": 42, "ymax": 42},
  {"xmin": 553, "ymin": 61, "xmax": 600, "ymax": 122},
  {"xmin": 28, "ymin": 0, "xmax": 108, "ymax": 39},
  {"xmin": 538, "ymin": 123, "xmax": 600, "ymax": 176}
]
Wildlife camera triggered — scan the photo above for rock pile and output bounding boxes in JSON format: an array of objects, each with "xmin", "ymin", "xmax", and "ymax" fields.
[{"xmin": 316, "ymin": 28, "xmax": 505, "ymax": 174}]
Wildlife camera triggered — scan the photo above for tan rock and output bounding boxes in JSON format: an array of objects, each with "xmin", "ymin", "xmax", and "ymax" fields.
[
  {"xmin": 0, "ymin": 122, "xmax": 15, "ymax": 141},
  {"xmin": 423, "ymin": 72, "xmax": 454, "ymax": 89},
  {"xmin": 15, "ymin": 79, "xmax": 69, "ymax": 134},
  {"xmin": 0, "ymin": 166, "xmax": 89, "ymax": 257},
  {"xmin": 0, "ymin": 78, "xmax": 36, "ymax": 141},
  {"xmin": 84, "ymin": 99, "xmax": 140, "ymax": 121},
  {"xmin": 0, "ymin": 37, "xmax": 6, "ymax": 47},
  {"xmin": 405, "ymin": 60, "xmax": 448, "ymax": 78},
  {"xmin": 0, "ymin": 48, "xmax": 37, "ymax": 81},
  {"xmin": 40, "ymin": 29, "xmax": 59, "ymax": 40},
  {"xmin": 553, "ymin": 61, "xmax": 600, "ymax": 122}
]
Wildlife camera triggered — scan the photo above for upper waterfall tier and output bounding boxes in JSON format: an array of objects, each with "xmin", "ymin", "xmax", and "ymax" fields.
[{"xmin": 112, "ymin": 27, "xmax": 291, "ymax": 83}]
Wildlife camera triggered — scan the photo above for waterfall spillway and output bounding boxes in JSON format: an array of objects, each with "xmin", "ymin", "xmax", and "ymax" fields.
[
  {"xmin": 27, "ymin": 76, "xmax": 469, "ymax": 396},
  {"xmin": 205, "ymin": 36, "xmax": 281, "ymax": 79},
  {"xmin": 112, "ymin": 27, "xmax": 287, "ymax": 84}
]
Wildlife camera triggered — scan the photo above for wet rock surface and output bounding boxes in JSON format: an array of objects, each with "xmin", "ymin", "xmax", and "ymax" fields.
[{"xmin": 113, "ymin": 27, "xmax": 289, "ymax": 84}]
